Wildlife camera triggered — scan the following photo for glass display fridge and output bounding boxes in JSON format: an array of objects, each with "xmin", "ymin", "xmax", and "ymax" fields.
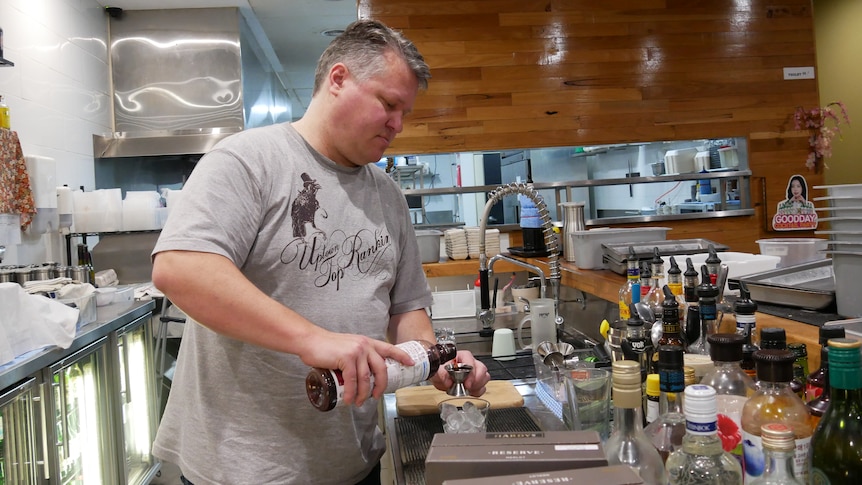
[{"xmin": 0, "ymin": 378, "xmax": 39, "ymax": 484}]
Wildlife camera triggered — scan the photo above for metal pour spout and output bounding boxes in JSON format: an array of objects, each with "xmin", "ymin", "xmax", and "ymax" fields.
[{"xmin": 477, "ymin": 183, "xmax": 561, "ymax": 331}]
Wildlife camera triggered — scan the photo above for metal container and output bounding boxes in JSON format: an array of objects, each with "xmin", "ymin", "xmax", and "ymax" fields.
[
  {"xmin": 67, "ymin": 265, "xmax": 90, "ymax": 284},
  {"xmin": 14, "ymin": 266, "xmax": 33, "ymax": 285},
  {"xmin": 559, "ymin": 202, "xmax": 586, "ymax": 263},
  {"xmin": 0, "ymin": 265, "xmax": 15, "ymax": 283},
  {"xmin": 30, "ymin": 264, "xmax": 52, "ymax": 281}
]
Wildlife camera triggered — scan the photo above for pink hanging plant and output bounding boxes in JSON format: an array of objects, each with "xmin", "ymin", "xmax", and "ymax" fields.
[{"xmin": 793, "ymin": 101, "xmax": 851, "ymax": 172}]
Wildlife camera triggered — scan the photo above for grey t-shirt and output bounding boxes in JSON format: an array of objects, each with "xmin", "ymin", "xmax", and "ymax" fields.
[{"xmin": 152, "ymin": 123, "xmax": 433, "ymax": 484}]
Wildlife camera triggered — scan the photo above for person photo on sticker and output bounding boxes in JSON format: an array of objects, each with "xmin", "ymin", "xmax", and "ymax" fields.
[{"xmin": 777, "ymin": 174, "xmax": 815, "ymax": 215}]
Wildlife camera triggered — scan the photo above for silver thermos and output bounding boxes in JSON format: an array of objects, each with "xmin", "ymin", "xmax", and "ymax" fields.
[{"xmin": 559, "ymin": 201, "xmax": 586, "ymax": 263}]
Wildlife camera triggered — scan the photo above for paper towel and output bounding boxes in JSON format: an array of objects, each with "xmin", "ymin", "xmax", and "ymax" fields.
[
  {"xmin": 57, "ymin": 186, "xmax": 74, "ymax": 214},
  {"xmin": 24, "ymin": 155, "xmax": 57, "ymax": 208}
]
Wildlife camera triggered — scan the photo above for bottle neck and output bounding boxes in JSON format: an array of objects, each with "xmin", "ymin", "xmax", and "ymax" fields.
[
  {"xmin": 614, "ymin": 406, "xmax": 646, "ymax": 435},
  {"xmin": 761, "ymin": 448, "xmax": 798, "ymax": 480},
  {"xmin": 659, "ymin": 391, "xmax": 684, "ymax": 416}
]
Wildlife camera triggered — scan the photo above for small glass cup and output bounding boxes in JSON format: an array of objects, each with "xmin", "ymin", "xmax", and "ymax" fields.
[
  {"xmin": 439, "ymin": 397, "xmax": 490, "ymax": 433},
  {"xmin": 563, "ymin": 367, "xmax": 612, "ymax": 441}
]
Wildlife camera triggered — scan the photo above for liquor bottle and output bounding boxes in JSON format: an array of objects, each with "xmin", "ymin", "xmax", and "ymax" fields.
[
  {"xmin": 811, "ymin": 337, "xmax": 862, "ymax": 483},
  {"xmin": 645, "ymin": 345, "xmax": 687, "ymax": 463},
  {"xmin": 619, "ymin": 246, "xmax": 641, "ymax": 321},
  {"xmin": 683, "ymin": 258, "xmax": 700, "ymax": 346},
  {"xmin": 705, "ymin": 244, "xmax": 722, "ymax": 286},
  {"xmin": 621, "ymin": 311, "xmax": 654, "ymax": 384},
  {"xmin": 688, "ymin": 266, "xmax": 718, "ymax": 355},
  {"xmin": 306, "ymin": 340, "xmax": 457, "ymax": 411},
  {"xmin": 666, "ymin": 256, "xmax": 685, "ymax": 330},
  {"xmin": 651, "ymin": 285, "xmax": 687, "ymax": 374},
  {"xmin": 644, "ymin": 248, "xmax": 665, "ymax": 317},
  {"xmin": 640, "ymin": 260, "xmax": 653, "ymax": 302},
  {"xmin": 604, "ymin": 360, "xmax": 669, "ymax": 484},
  {"xmin": 666, "ymin": 384, "xmax": 743, "ymax": 484},
  {"xmin": 700, "ymin": 333, "xmax": 755, "ymax": 466},
  {"xmin": 646, "ymin": 373, "xmax": 661, "ymax": 425},
  {"xmin": 735, "ymin": 282, "xmax": 759, "ymax": 379},
  {"xmin": 741, "ymin": 349, "xmax": 814, "ymax": 484},
  {"xmin": 788, "ymin": 343, "xmax": 808, "ymax": 400},
  {"xmin": 749, "ymin": 423, "xmax": 805, "ymax": 485},
  {"xmin": 806, "ymin": 325, "xmax": 846, "ymax": 403}
]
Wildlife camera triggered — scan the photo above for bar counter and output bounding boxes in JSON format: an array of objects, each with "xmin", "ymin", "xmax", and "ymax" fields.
[{"xmin": 423, "ymin": 257, "xmax": 824, "ymax": 369}]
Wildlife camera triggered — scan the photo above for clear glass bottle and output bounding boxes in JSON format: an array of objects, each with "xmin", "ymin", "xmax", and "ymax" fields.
[
  {"xmin": 619, "ymin": 246, "xmax": 641, "ymax": 321},
  {"xmin": 644, "ymin": 249, "xmax": 665, "ymax": 318},
  {"xmin": 652, "ymin": 285, "xmax": 688, "ymax": 374},
  {"xmin": 645, "ymin": 345, "xmax": 687, "ymax": 463},
  {"xmin": 806, "ymin": 325, "xmax": 845, "ymax": 404},
  {"xmin": 305, "ymin": 340, "xmax": 457, "ymax": 411},
  {"xmin": 666, "ymin": 384, "xmax": 743, "ymax": 484},
  {"xmin": 811, "ymin": 337, "xmax": 862, "ymax": 483},
  {"xmin": 688, "ymin": 266, "xmax": 718, "ymax": 356},
  {"xmin": 605, "ymin": 360, "xmax": 669, "ymax": 484},
  {"xmin": 700, "ymin": 333, "xmax": 756, "ymax": 467},
  {"xmin": 741, "ymin": 349, "xmax": 814, "ymax": 484},
  {"xmin": 749, "ymin": 423, "xmax": 805, "ymax": 485}
]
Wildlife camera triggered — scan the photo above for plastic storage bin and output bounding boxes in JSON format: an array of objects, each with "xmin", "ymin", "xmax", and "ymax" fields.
[
  {"xmin": 415, "ymin": 229, "xmax": 443, "ymax": 263},
  {"xmin": 755, "ymin": 238, "xmax": 827, "ymax": 268},
  {"xmin": 569, "ymin": 227, "xmax": 671, "ymax": 269}
]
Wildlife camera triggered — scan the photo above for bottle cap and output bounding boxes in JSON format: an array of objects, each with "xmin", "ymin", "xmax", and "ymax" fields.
[
  {"xmin": 612, "ymin": 360, "xmax": 643, "ymax": 408},
  {"xmin": 707, "ymin": 333, "xmax": 744, "ymax": 362},
  {"xmin": 668, "ymin": 256, "xmax": 681, "ymax": 276},
  {"xmin": 760, "ymin": 423, "xmax": 796, "ymax": 452},
  {"xmin": 696, "ymin": 265, "xmax": 719, "ymax": 298},
  {"xmin": 819, "ymin": 325, "xmax": 846, "ymax": 345},
  {"xmin": 683, "ymin": 384, "xmax": 718, "ymax": 434},
  {"xmin": 760, "ymin": 327, "xmax": 787, "ymax": 350},
  {"xmin": 753, "ymin": 349, "xmax": 795, "ymax": 382},
  {"xmin": 734, "ymin": 281, "xmax": 757, "ymax": 314},
  {"xmin": 827, "ymin": 338, "xmax": 862, "ymax": 389},
  {"xmin": 646, "ymin": 373, "xmax": 660, "ymax": 397},
  {"xmin": 683, "ymin": 366, "xmax": 696, "ymax": 385}
]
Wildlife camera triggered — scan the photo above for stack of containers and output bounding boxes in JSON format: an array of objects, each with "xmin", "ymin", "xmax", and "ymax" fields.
[{"xmin": 813, "ymin": 183, "xmax": 862, "ymax": 317}]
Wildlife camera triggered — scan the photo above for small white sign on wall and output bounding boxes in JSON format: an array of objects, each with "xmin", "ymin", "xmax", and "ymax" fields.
[{"xmin": 783, "ymin": 67, "xmax": 815, "ymax": 80}]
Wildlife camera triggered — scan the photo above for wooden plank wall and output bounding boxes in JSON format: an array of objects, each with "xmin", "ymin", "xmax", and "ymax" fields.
[{"xmin": 360, "ymin": 0, "xmax": 823, "ymax": 253}]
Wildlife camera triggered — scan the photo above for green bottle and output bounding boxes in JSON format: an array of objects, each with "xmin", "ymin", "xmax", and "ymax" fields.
[{"xmin": 811, "ymin": 338, "xmax": 862, "ymax": 483}]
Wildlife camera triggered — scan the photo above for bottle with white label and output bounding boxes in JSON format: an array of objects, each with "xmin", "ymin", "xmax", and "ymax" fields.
[
  {"xmin": 305, "ymin": 340, "xmax": 457, "ymax": 412},
  {"xmin": 741, "ymin": 349, "xmax": 813, "ymax": 484}
]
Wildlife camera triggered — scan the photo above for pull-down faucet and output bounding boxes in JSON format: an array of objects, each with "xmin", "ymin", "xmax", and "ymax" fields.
[{"xmin": 477, "ymin": 183, "xmax": 561, "ymax": 334}]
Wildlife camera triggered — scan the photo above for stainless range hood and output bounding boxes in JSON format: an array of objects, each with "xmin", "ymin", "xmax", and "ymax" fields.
[{"xmin": 93, "ymin": 8, "xmax": 246, "ymax": 159}]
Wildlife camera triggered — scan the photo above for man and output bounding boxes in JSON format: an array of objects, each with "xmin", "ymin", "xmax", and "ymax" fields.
[{"xmin": 151, "ymin": 20, "xmax": 490, "ymax": 484}]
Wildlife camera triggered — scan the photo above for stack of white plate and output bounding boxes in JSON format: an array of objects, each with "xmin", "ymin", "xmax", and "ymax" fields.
[
  {"xmin": 444, "ymin": 229, "xmax": 468, "ymax": 260},
  {"xmin": 463, "ymin": 227, "xmax": 501, "ymax": 259},
  {"xmin": 813, "ymin": 183, "xmax": 862, "ymax": 317}
]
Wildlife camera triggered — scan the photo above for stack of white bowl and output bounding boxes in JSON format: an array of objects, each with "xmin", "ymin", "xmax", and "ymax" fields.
[{"xmin": 814, "ymin": 183, "xmax": 862, "ymax": 317}]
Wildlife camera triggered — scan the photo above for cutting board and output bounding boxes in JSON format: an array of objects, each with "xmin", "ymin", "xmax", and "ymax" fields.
[{"xmin": 395, "ymin": 380, "xmax": 524, "ymax": 416}]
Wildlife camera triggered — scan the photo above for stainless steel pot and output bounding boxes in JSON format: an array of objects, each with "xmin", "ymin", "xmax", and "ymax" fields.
[
  {"xmin": 0, "ymin": 265, "xmax": 15, "ymax": 283},
  {"xmin": 67, "ymin": 265, "xmax": 90, "ymax": 284}
]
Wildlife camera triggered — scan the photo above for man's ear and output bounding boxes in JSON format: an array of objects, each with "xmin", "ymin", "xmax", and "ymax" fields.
[{"xmin": 328, "ymin": 63, "xmax": 349, "ymax": 95}]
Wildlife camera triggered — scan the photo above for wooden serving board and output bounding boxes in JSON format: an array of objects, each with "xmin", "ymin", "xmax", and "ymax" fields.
[{"xmin": 395, "ymin": 380, "xmax": 524, "ymax": 416}]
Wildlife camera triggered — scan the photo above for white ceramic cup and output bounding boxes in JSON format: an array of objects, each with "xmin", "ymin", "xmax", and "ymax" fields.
[
  {"xmin": 517, "ymin": 298, "xmax": 557, "ymax": 350},
  {"xmin": 511, "ymin": 286, "xmax": 540, "ymax": 312},
  {"xmin": 492, "ymin": 328, "xmax": 517, "ymax": 361}
]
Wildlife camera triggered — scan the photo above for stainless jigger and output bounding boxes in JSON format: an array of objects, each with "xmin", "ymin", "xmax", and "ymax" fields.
[{"xmin": 445, "ymin": 363, "xmax": 473, "ymax": 397}]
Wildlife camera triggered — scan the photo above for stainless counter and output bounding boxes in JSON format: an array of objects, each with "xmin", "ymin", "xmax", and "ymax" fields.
[
  {"xmin": 0, "ymin": 299, "xmax": 156, "ymax": 391},
  {"xmin": 382, "ymin": 378, "xmax": 567, "ymax": 485}
]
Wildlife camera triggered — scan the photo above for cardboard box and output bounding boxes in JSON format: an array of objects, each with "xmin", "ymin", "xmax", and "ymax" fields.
[
  {"xmin": 442, "ymin": 464, "xmax": 645, "ymax": 485},
  {"xmin": 425, "ymin": 431, "xmax": 607, "ymax": 485}
]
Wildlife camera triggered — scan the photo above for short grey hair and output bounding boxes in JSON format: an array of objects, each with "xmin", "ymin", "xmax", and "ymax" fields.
[{"xmin": 312, "ymin": 19, "xmax": 430, "ymax": 95}]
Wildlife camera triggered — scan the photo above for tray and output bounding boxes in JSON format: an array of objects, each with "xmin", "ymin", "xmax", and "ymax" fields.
[
  {"xmin": 730, "ymin": 259, "xmax": 835, "ymax": 310},
  {"xmin": 601, "ymin": 239, "xmax": 730, "ymax": 275}
]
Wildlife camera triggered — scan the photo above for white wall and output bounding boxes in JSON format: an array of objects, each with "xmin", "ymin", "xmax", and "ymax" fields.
[{"xmin": 0, "ymin": 0, "xmax": 109, "ymax": 265}]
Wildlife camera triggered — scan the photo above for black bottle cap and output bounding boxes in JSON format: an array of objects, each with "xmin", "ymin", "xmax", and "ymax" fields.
[
  {"xmin": 760, "ymin": 327, "xmax": 787, "ymax": 349},
  {"xmin": 658, "ymin": 344, "xmax": 685, "ymax": 369},
  {"xmin": 707, "ymin": 333, "xmax": 745, "ymax": 362},
  {"xmin": 734, "ymin": 281, "xmax": 757, "ymax": 314},
  {"xmin": 640, "ymin": 261, "xmax": 651, "ymax": 279},
  {"xmin": 706, "ymin": 244, "xmax": 721, "ymax": 265},
  {"xmin": 754, "ymin": 349, "xmax": 795, "ymax": 382},
  {"xmin": 696, "ymin": 265, "xmax": 719, "ymax": 297},
  {"xmin": 652, "ymin": 247, "xmax": 663, "ymax": 267},
  {"xmin": 662, "ymin": 285, "xmax": 678, "ymax": 307},
  {"xmin": 668, "ymin": 255, "xmax": 681, "ymax": 276},
  {"xmin": 627, "ymin": 312, "xmax": 645, "ymax": 327},
  {"xmin": 819, "ymin": 325, "xmax": 846, "ymax": 345},
  {"xmin": 684, "ymin": 257, "xmax": 697, "ymax": 278}
]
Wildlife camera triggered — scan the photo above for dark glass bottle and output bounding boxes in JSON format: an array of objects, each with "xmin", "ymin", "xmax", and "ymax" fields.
[
  {"xmin": 788, "ymin": 343, "xmax": 808, "ymax": 400},
  {"xmin": 806, "ymin": 325, "xmax": 846, "ymax": 404},
  {"xmin": 683, "ymin": 258, "xmax": 700, "ymax": 346},
  {"xmin": 735, "ymin": 282, "xmax": 759, "ymax": 379},
  {"xmin": 306, "ymin": 340, "xmax": 457, "ymax": 411},
  {"xmin": 811, "ymin": 338, "xmax": 862, "ymax": 483},
  {"xmin": 688, "ymin": 266, "xmax": 718, "ymax": 355},
  {"xmin": 622, "ymin": 311, "xmax": 654, "ymax": 385},
  {"xmin": 758, "ymin": 328, "xmax": 805, "ymax": 398},
  {"xmin": 652, "ymin": 285, "xmax": 687, "ymax": 374}
]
